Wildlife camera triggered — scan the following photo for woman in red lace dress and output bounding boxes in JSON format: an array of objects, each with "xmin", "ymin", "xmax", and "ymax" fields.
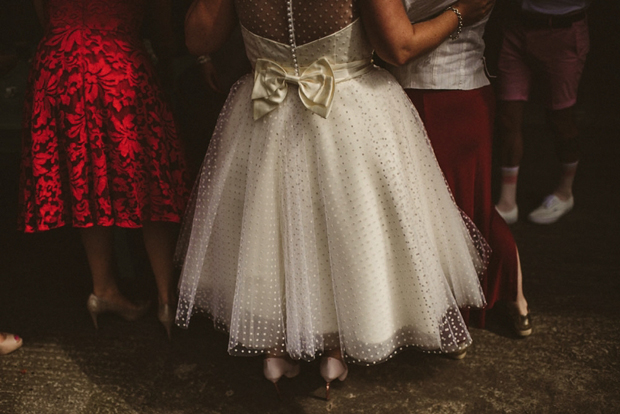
[{"xmin": 19, "ymin": 0, "xmax": 190, "ymax": 337}]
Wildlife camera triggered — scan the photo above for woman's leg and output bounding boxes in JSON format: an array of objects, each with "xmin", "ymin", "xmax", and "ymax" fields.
[
  {"xmin": 141, "ymin": 221, "xmax": 178, "ymax": 306},
  {"xmin": 323, "ymin": 348, "xmax": 343, "ymax": 360},
  {"xmin": 80, "ymin": 225, "xmax": 140, "ymax": 309},
  {"xmin": 547, "ymin": 106, "xmax": 580, "ymax": 200},
  {"xmin": 509, "ymin": 247, "xmax": 532, "ymax": 336},
  {"xmin": 497, "ymin": 100, "xmax": 525, "ymax": 214},
  {"xmin": 514, "ymin": 247, "xmax": 528, "ymax": 315}
]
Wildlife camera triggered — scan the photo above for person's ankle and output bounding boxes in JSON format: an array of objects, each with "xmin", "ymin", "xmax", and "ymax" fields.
[
  {"xmin": 496, "ymin": 200, "xmax": 516, "ymax": 212},
  {"xmin": 266, "ymin": 349, "xmax": 290, "ymax": 358},
  {"xmin": 553, "ymin": 190, "xmax": 572, "ymax": 201},
  {"xmin": 158, "ymin": 291, "xmax": 176, "ymax": 307},
  {"xmin": 513, "ymin": 298, "xmax": 529, "ymax": 316},
  {"xmin": 324, "ymin": 348, "xmax": 343, "ymax": 360},
  {"xmin": 92, "ymin": 286, "xmax": 122, "ymax": 300}
]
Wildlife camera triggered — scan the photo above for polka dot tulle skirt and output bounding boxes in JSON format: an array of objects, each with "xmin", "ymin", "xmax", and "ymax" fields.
[{"xmin": 175, "ymin": 19, "xmax": 488, "ymax": 365}]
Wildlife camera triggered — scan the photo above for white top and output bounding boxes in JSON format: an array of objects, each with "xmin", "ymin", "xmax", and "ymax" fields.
[
  {"xmin": 521, "ymin": 0, "xmax": 591, "ymax": 15},
  {"xmin": 388, "ymin": 0, "xmax": 490, "ymax": 90}
]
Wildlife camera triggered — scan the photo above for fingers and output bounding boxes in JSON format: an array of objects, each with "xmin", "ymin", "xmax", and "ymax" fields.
[
  {"xmin": 484, "ymin": 0, "xmax": 495, "ymax": 16},
  {"xmin": 206, "ymin": 73, "xmax": 223, "ymax": 94},
  {"xmin": 201, "ymin": 61, "xmax": 224, "ymax": 93},
  {"xmin": 455, "ymin": 0, "xmax": 494, "ymax": 26}
]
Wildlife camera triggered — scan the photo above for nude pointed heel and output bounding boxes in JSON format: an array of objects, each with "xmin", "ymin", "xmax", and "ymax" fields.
[
  {"xmin": 88, "ymin": 306, "xmax": 100, "ymax": 330},
  {"xmin": 157, "ymin": 304, "xmax": 175, "ymax": 340},
  {"xmin": 507, "ymin": 303, "xmax": 532, "ymax": 337},
  {"xmin": 86, "ymin": 293, "xmax": 150, "ymax": 329},
  {"xmin": 0, "ymin": 333, "xmax": 23, "ymax": 355},
  {"xmin": 263, "ymin": 356, "xmax": 300, "ymax": 398},
  {"xmin": 320, "ymin": 357, "xmax": 348, "ymax": 401}
]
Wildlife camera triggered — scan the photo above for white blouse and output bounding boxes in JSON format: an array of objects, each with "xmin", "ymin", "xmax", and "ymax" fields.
[{"xmin": 387, "ymin": 0, "xmax": 490, "ymax": 91}]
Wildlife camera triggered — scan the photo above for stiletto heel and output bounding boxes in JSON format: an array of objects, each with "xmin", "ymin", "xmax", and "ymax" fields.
[
  {"xmin": 263, "ymin": 356, "xmax": 300, "ymax": 398},
  {"xmin": 86, "ymin": 293, "xmax": 150, "ymax": 329},
  {"xmin": 320, "ymin": 357, "xmax": 348, "ymax": 401},
  {"xmin": 88, "ymin": 306, "xmax": 99, "ymax": 330},
  {"xmin": 320, "ymin": 357, "xmax": 348, "ymax": 400},
  {"xmin": 158, "ymin": 303, "xmax": 175, "ymax": 340}
]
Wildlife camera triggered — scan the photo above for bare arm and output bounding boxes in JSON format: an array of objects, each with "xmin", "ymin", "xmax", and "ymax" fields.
[
  {"xmin": 185, "ymin": 0, "xmax": 237, "ymax": 55},
  {"xmin": 361, "ymin": 0, "xmax": 493, "ymax": 66}
]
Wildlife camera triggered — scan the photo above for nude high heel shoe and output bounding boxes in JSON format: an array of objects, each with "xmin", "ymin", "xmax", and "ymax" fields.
[
  {"xmin": 157, "ymin": 303, "xmax": 175, "ymax": 340},
  {"xmin": 507, "ymin": 303, "xmax": 532, "ymax": 337},
  {"xmin": 263, "ymin": 356, "xmax": 300, "ymax": 398},
  {"xmin": 86, "ymin": 294, "xmax": 150, "ymax": 329},
  {"xmin": 320, "ymin": 357, "xmax": 348, "ymax": 400},
  {"xmin": 0, "ymin": 333, "xmax": 23, "ymax": 355}
]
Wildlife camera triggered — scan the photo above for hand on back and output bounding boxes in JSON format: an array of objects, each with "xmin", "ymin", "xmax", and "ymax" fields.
[{"xmin": 453, "ymin": 0, "xmax": 495, "ymax": 26}]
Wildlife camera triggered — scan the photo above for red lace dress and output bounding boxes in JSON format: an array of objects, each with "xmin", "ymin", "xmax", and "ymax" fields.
[{"xmin": 18, "ymin": 0, "xmax": 190, "ymax": 232}]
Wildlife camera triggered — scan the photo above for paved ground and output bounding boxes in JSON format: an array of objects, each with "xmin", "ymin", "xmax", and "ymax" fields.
[{"xmin": 1, "ymin": 2, "xmax": 619, "ymax": 413}]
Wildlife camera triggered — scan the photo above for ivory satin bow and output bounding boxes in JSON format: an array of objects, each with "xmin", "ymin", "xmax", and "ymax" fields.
[{"xmin": 251, "ymin": 57, "xmax": 336, "ymax": 120}]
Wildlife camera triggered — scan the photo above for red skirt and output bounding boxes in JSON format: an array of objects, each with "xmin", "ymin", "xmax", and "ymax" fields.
[
  {"xmin": 407, "ymin": 86, "xmax": 518, "ymax": 328},
  {"xmin": 18, "ymin": 24, "xmax": 190, "ymax": 232}
]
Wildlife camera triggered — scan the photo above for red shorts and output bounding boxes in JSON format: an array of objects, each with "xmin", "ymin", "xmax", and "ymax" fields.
[{"xmin": 497, "ymin": 18, "xmax": 590, "ymax": 110}]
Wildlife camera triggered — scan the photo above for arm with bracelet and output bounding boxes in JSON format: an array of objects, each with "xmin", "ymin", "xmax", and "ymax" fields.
[{"xmin": 361, "ymin": 0, "xmax": 493, "ymax": 66}]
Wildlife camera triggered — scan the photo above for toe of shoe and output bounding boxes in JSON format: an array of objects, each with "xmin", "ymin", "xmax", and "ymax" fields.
[{"xmin": 528, "ymin": 199, "xmax": 573, "ymax": 224}]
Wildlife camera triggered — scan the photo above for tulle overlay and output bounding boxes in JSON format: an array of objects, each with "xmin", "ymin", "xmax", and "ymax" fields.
[
  {"xmin": 175, "ymin": 20, "xmax": 488, "ymax": 365},
  {"xmin": 19, "ymin": 0, "xmax": 190, "ymax": 232}
]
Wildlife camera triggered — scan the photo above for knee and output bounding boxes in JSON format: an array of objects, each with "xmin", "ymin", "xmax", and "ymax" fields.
[{"xmin": 498, "ymin": 101, "xmax": 524, "ymax": 135}]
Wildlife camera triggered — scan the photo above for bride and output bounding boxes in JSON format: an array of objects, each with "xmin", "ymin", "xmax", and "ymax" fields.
[{"xmin": 177, "ymin": 0, "xmax": 493, "ymax": 398}]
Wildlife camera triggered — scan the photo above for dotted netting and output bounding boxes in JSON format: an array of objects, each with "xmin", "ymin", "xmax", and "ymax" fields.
[{"xmin": 175, "ymin": 0, "xmax": 489, "ymax": 365}]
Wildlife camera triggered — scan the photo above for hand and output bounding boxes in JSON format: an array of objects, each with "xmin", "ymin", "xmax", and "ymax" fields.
[
  {"xmin": 453, "ymin": 0, "xmax": 495, "ymax": 26},
  {"xmin": 199, "ymin": 60, "xmax": 224, "ymax": 94}
]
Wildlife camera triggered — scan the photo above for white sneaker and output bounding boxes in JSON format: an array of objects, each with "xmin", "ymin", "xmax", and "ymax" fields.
[
  {"xmin": 528, "ymin": 194, "xmax": 574, "ymax": 224},
  {"xmin": 495, "ymin": 205, "xmax": 518, "ymax": 224}
]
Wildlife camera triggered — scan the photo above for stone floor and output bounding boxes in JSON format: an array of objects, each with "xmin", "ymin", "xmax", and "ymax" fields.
[{"xmin": 1, "ymin": 2, "xmax": 619, "ymax": 413}]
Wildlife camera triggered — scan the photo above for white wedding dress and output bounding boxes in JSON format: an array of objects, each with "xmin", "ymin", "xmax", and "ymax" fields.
[{"xmin": 176, "ymin": 0, "xmax": 488, "ymax": 365}]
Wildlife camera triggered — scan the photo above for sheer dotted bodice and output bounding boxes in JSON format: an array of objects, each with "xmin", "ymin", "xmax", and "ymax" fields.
[{"xmin": 235, "ymin": 0, "xmax": 358, "ymax": 46}]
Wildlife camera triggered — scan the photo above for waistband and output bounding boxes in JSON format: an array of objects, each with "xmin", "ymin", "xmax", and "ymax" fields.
[
  {"xmin": 520, "ymin": 10, "xmax": 587, "ymax": 29},
  {"xmin": 252, "ymin": 58, "xmax": 373, "ymax": 83}
]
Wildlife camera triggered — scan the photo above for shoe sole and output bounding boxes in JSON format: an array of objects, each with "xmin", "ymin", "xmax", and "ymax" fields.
[
  {"xmin": 496, "ymin": 206, "xmax": 518, "ymax": 224},
  {"xmin": 446, "ymin": 351, "xmax": 467, "ymax": 360},
  {"xmin": 503, "ymin": 216, "xmax": 518, "ymax": 225},
  {"xmin": 528, "ymin": 206, "xmax": 573, "ymax": 224}
]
